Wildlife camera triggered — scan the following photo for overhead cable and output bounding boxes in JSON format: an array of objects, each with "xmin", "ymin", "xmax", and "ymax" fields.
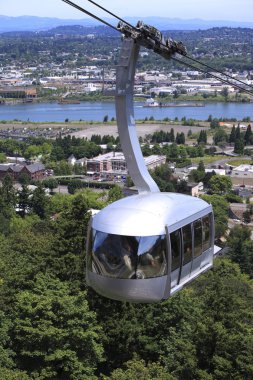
[
  {"xmin": 61, "ymin": 0, "xmax": 118, "ymax": 31},
  {"xmin": 61, "ymin": 0, "xmax": 253, "ymax": 96},
  {"xmin": 172, "ymin": 56, "xmax": 253, "ymax": 96}
]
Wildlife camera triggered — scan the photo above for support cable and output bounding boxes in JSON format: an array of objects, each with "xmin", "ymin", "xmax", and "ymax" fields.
[
  {"xmin": 182, "ymin": 54, "xmax": 253, "ymax": 92},
  {"xmin": 61, "ymin": 0, "xmax": 118, "ymax": 31},
  {"xmin": 61, "ymin": 0, "xmax": 253, "ymax": 96},
  {"xmin": 80, "ymin": 0, "xmax": 253, "ymax": 92},
  {"xmin": 172, "ymin": 56, "xmax": 253, "ymax": 97},
  {"xmin": 84, "ymin": 0, "xmax": 137, "ymax": 30}
]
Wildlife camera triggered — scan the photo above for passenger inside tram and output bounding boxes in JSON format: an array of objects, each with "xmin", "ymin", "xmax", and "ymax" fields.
[{"xmin": 91, "ymin": 231, "xmax": 167, "ymax": 279}]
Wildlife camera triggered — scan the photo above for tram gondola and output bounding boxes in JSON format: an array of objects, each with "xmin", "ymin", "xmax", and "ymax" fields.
[{"xmin": 86, "ymin": 192, "xmax": 220, "ymax": 302}]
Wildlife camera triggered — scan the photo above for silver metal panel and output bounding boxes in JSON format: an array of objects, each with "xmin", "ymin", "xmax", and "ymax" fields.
[
  {"xmin": 171, "ymin": 262, "xmax": 213, "ymax": 296},
  {"xmin": 87, "ymin": 270, "xmax": 167, "ymax": 302},
  {"xmin": 164, "ymin": 225, "xmax": 171, "ymax": 298},
  {"xmin": 191, "ymin": 255, "xmax": 202, "ymax": 278},
  {"xmin": 201, "ymin": 247, "xmax": 213, "ymax": 268},
  {"xmin": 180, "ymin": 261, "xmax": 191, "ymax": 283},
  {"xmin": 93, "ymin": 192, "xmax": 212, "ymax": 236},
  {"xmin": 171, "ymin": 268, "xmax": 180, "ymax": 289},
  {"xmin": 116, "ymin": 38, "xmax": 160, "ymax": 194}
]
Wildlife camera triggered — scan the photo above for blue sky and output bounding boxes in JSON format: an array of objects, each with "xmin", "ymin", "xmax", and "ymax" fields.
[{"xmin": 1, "ymin": 0, "xmax": 252, "ymax": 21}]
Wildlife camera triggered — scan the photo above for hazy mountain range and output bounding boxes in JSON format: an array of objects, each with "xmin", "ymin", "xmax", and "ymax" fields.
[{"xmin": 0, "ymin": 15, "xmax": 253, "ymax": 33}]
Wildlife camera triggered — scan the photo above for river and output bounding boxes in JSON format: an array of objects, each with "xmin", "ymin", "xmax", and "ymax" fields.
[{"xmin": 0, "ymin": 101, "xmax": 252, "ymax": 122}]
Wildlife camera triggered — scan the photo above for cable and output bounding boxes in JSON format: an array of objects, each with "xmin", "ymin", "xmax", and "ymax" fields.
[
  {"xmin": 183, "ymin": 54, "xmax": 253, "ymax": 92},
  {"xmin": 61, "ymin": 0, "xmax": 253, "ymax": 96},
  {"xmin": 84, "ymin": 0, "xmax": 137, "ymax": 30},
  {"xmin": 80, "ymin": 0, "xmax": 253, "ymax": 93},
  {"xmin": 172, "ymin": 56, "xmax": 253, "ymax": 97},
  {"xmin": 61, "ymin": 0, "xmax": 118, "ymax": 31}
]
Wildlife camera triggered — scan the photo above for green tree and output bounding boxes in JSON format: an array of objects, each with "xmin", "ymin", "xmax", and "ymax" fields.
[
  {"xmin": 244, "ymin": 124, "xmax": 253, "ymax": 145},
  {"xmin": 108, "ymin": 185, "xmax": 123, "ymax": 203},
  {"xmin": 234, "ymin": 138, "xmax": 245, "ymax": 154},
  {"xmin": 106, "ymin": 357, "xmax": 176, "ymax": 380},
  {"xmin": 192, "ymin": 259, "xmax": 253, "ymax": 380},
  {"xmin": 227, "ymin": 225, "xmax": 253, "ymax": 277},
  {"xmin": 12, "ymin": 274, "xmax": 104, "ymax": 379},
  {"xmin": 221, "ymin": 86, "xmax": 229, "ymax": 100},
  {"xmin": 17, "ymin": 185, "xmax": 31, "ymax": 217},
  {"xmin": 0, "ymin": 174, "xmax": 16, "ymax": 209},
  {"xmin": 201, "ymin": 194, "xmax": 229, "ymax": 239},
  {"xmin": 30, "ymin": 183, "xmax": 49, "ymax": 219},
  {"xmin": 213, "ymin": 128, "xmax": 228, "ymax": 145},
  {"xmin": 0, "ymin": 175, "xmax": 16, "ymax": 233},
  {"xmin": 229, "ymin": 125, "xmax": 236, "ymax": 143},
  {"xmin": 0, "ymin": 309, "xmax": 15, "ymax": 370},
  {"xmin": 18, "ymin": 172, "xmax": 31, "ymax": 186},
  {"xmin": 0, "ymin": 152, "xmax": 6, "ymax": 163},
  {"xmin": 43, "ymin": 178, "xmax": 58, "ymax": 194},
  {"xmin": 210, "ymin": 118, "xmax": 219, "ymax": 129},
  {"xmin": 209, "ymin": 174, "xmax": 232, "ymax": 195},
  {"xmin": 189, "ymin": 161, "xmax": 205, "ymax": 183},
  {"xmin": 197, "ymin": 130, "xmax": 207, "ymax": 145}
]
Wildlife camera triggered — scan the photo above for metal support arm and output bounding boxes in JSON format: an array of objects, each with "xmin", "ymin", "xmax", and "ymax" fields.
[{"xmin": 115, "ymin": 38, "xmax": 160, "ymax": 194}]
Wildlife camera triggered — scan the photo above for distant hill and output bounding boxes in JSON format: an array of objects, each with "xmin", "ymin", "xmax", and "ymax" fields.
[{"xmin": 0, "ymin": 15, "xmax": 253, "ymax": 33}]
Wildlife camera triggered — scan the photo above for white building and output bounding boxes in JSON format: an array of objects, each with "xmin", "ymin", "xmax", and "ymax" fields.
[
  {"xmin": 231, "ymin": 164, "xmax": 253, "ymax": 186},
  {"xmin": 86, "ymin": 152, "xmax": 166, "ymax": 176}
]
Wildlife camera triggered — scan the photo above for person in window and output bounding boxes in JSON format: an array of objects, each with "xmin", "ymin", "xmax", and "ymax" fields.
[{"xmin": 121, "ymin": 237, "xmax": 134, "ymax": 270}]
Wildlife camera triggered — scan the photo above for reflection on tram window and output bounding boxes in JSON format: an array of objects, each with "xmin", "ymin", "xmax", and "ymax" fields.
[
  {"xmin": 202, "ymin": 214, "xmax": 211, "ymax": 251},
  {"xmin": 193, "ymin": 219, "xmax": 202, "ymax": 257},
  {"xmin": 182, "ymin": 224, "xmax": 192, "ymax": 265},
  {"xmin": 92, "ymin": 232, "xmax": 138, "ymax": 279},
  {"xmin": 170, "ymin": 230, "xmax": 181, "ymax": 271},
  {"xmin": 90, "ymin": 230, "xmax": 167, "ymax": 279},
  {"xmin": 137, "ymin": 235, "xmax": 167, "ymax": 278}
]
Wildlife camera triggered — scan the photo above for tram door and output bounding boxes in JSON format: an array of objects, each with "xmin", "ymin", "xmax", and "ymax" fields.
[
  {"xmin": 201, "ymin": 214, "xmax": 212, "ymax": 267},
  {"xmin": 170, "ymin": 229, "xmax": 181, "ymax": 288},
  {"xmin": 180, "ymin": 224, "xmax": 193, "ymax": 282},
  {"xmin": 191, "ymin": 219, "xmax": 203, "ymax": 276},
  {"xmin": 170, "ymin": 225, "xmax": 193, "ymax": 288}
]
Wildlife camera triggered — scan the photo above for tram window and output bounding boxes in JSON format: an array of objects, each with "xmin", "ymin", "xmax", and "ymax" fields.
[
  {"xmin": 202, "ymin": 214, "xmax": 211, "ymax": 251},
  {"xmin": 193, "ymin": 219, "xmax": 202, "ymax": 257},
  {"xmin": 91, "ymin": 231, "xmax": 139, "ymax": 279},
  {"xmin": 182, "ymin": 224, "xmax": 192, "ymax": 265},
  {"xmin": 90, "ymin": 230, "xmax": 167, "ymax": 279},
  {"xmin": 170, "ymin": 230, "xmax": 181, "ymax": 271},
  {"xmin": 137, "ymin": 235, "xmax": 167, "ymax": 278}
]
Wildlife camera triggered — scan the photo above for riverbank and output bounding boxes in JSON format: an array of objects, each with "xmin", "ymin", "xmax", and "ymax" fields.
[
  {"xmin": 0, "ymin": 121, "xmax": 208, "ymax": 140},
  {"xmin": 0, "ymin": 100, "xmax": 252, "ymax": 123}
]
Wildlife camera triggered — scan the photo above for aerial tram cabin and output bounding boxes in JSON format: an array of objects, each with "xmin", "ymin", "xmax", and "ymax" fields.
[
  {"xmin": 86, "ymin": 25, "xmax": 221, "ymax": 302},
  {"xmin": 87, "ymin": 192, "xmax": 218, "ymax": 302}
]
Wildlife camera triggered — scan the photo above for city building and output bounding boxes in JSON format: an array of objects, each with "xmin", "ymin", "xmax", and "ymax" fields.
[
  {"xmin": 86, "ymin": 152, "xmax": 166, "ymax": 176},
  {"xmin": 0, "ymin": 163, "xmax": 45, "ymax": 182},
  {"xmin": 231, "ymin": 164, "xmax": 253, "ymax": 186}
]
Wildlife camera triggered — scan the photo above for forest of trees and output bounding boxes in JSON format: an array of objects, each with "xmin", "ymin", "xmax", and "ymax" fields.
[
  {"xmin": 1, "ymin": 26, "xmax": 253, "ymax": 71},
  {"xmin": 0, "ymin": 175, "xmax": 253, "ymax": 379}
]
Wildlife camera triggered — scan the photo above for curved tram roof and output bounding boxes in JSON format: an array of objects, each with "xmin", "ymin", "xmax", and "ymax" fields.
[{"xmin": 93, "ymin": 192, "xmax": 212, "ymax": 236}]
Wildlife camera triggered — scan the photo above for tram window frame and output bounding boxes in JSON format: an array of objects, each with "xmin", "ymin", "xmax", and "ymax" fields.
[
  {"xmin": 137, "ymin": 235, "xmax": 167, "ymax": 278},
  {"xmin": 182, "ymin": 224, "xmax": 192, "ymax": 265},
  {"xmin": 170, "ymin": 229, "xmax": 181, "ymax": 272},
  {"xmin": 202, "ymin": 214, "xmax": 212, "ymax": 252},
  {"xmin": 193, "ymin": 218, "xmax": 202, "ymax": 258}
]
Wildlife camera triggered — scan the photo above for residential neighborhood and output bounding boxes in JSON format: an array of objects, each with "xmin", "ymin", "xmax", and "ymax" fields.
[{"xmin": 0, "ymin": 6, "xmax": 253, "ymax": 379}]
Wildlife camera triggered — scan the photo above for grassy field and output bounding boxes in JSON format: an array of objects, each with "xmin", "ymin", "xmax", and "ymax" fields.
[
  {"xmin": 191, "ymin": 155, "xmax": 225, "ymax": 165},
  {"xmin": 227, "ymin": 158, "xmax": 252, "ymax": 166},
  {"xmin": 191, "ymin": 156, "xmax": 252, "ymax": 166}
]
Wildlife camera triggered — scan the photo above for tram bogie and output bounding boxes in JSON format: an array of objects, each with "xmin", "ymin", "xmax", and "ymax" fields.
[
  {"xmin": 136, "ymin": 20, "xmax": 163, "ymax": 42},
  {"xmin": 86, "ymin": 192, "xmax": 220, "ymax": 303}
]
